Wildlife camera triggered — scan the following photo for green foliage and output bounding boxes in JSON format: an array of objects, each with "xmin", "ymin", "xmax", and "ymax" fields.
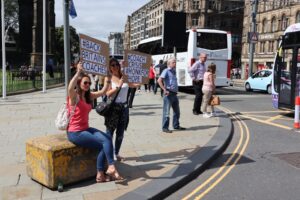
[
  {"xmin": 54, "ymin": 26, "xmax": 79, "ymax": 65},
  {"xmin": 5, "ymin": 0, "xmax": 19, "ymax": 30}
]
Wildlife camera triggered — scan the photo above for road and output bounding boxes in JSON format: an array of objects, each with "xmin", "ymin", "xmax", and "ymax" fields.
[{"xmin": 167, "ymin": 86, "xmax": 300, "ymax": 200}]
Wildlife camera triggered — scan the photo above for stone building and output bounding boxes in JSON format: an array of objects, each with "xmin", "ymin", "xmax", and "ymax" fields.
[
  {"xmin": 124, "ymin": 0, "xmax": 244, "ymax": 66},
  {"xmin": 241, "ymin": 0, "xmax": 300, "ymax": 79},
  {"xmin": 108, "ymin": 32, "xmax": 124, "ymax": 55}
]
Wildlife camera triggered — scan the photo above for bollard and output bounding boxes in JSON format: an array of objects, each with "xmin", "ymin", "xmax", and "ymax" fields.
[{"xmin": 294, "ymin": 96, "xmax": 300, "ymax": 129}]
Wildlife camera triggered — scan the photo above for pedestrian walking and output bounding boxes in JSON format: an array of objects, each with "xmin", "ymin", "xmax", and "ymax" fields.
[
  {"xmin": 188, "ymin": 53, "xmax": 207, "ymax": 115},
  {"xmin": 148, "ymin": 64, "xmax": 155, "ymax": 92},
  {"xmin": 105, "ymin": 58, "xmax": 140, "ymax": 161},
  {"xmin": 201, "ymin": 63, "xmax": 216, "ymax": 118},
  {"xmin": 154, "ymin": 60, "xmax": 166, "ymax": 97},
  {"xmin": 158, "ymin": 57, "xmax": 186, "ymax": 133},
  {"xmin": 66, "ymin": 62, "xmax": 123, "ymax": 183}
]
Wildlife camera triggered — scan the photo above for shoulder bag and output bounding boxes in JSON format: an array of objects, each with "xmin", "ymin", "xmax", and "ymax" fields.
[
  {"xmin": 55, "ymin": 96, "xmax": 78, "ymax": 130},
  {"xmin": 96, "ymin": 87, "xmax": 121, "ymax": 117}
]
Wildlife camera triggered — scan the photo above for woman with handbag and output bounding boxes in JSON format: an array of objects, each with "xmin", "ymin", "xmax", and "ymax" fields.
[
  {"xmin": 201, "ymin": 63, "xmax": 216, "ymax": 118},
  {"xmin": 105, "ymin": 58, "xmax": 140, "ymax": 161},
  {"xmin": 67, "ymin": 62, "xmax": 123, "ymax": 183}
]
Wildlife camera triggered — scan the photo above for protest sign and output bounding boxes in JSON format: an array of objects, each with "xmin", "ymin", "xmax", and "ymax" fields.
[
  {"xmin": 79, "ymin": 34, "xmax": 109, "ymax": 76},
  {"xmin": 123, "ymin": 50, "xmax": 151, "ymax": 84}
]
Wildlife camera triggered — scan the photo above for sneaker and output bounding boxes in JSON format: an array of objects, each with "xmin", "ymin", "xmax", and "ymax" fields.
[
  {"xmin": 174, "ymin": 126, "xmax": 186, "ymax": 130},
  {"xmin": 210, "ymin": 112, "xmax": 216, "ymax": 117},
  {"xmin": 162, "ymin": 129, "xmax": 172, "ymax": 133},
  {"xmin": 203, "ymin": 113, "xmax": 211, "ymax": 118}
]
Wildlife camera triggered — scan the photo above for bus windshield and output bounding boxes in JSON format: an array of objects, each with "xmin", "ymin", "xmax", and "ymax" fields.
[{"xmin": 197, "ymin": 32, "xmax": 227, "ymax": 50}]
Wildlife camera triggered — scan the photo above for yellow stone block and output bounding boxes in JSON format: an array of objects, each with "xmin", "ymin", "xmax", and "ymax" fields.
[{"xmin": 26, "ymin": 134, "xmax": 98, "ymax": 189}]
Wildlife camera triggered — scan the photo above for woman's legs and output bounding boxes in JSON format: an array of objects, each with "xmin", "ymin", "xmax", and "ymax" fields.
[{"xmin": 67, "ymin": 127, "xmax": 115, "ymax": 172}]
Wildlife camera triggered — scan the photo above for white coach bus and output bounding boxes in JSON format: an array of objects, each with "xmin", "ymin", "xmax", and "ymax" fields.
[{"xmin": 137, "ymin": 29, "xmax": 232, "ymax": 87}]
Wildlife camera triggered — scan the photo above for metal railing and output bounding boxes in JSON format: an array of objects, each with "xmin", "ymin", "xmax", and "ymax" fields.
[{"xmin": 0, "ymin": 66, "xmax": 65, "ymax": 96}]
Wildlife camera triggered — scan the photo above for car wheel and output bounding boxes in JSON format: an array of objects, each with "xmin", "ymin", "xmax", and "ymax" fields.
[
  {"xmin": 245, "ymin": 83, "xmax": 252, "ymax": 91},
  {"xmin": 267, "ymin": 85, "xmax": 272, "ymax": 94}
]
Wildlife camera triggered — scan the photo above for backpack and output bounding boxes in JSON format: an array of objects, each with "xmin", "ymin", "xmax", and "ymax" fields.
[{"xmin": 55, "ymin": 97, "xmax": 78, "ymax": 131}]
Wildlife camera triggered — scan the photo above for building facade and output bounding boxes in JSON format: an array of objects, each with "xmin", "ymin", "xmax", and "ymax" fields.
[
  {"xmin": 108, "ymin": 32, "xmax": 124, "ymax": 55},
  {"xmin": 241, "ymin": 0, "xmax": 300, "ymax": 79},
  {"xmin": 124, "ymin": 0, "xmax": 244, "ymax": 66}
]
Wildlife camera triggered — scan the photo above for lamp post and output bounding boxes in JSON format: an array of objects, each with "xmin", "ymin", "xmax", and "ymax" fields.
[
  {"xmin": 1, "ymin": 0, "xmax": 6, "ymax": 99},
  {"xmin": 63, "ymin": 0, "xmax": 71, "ymax": 97}
]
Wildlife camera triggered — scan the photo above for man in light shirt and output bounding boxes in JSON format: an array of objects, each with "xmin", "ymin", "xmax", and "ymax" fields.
[{"xmin": 188, "ymin": 53, "xmax": 207, "ymax": 115}]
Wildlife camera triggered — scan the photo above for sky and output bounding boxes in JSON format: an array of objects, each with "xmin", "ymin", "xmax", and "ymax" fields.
[{"xmin": 55, "ymin": 0, "xmax": 149, "ymax": 42}]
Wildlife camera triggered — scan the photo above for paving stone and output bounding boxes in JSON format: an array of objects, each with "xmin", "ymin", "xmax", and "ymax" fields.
[{"xmin": 1, "ymin": 88, "xmax": 219, "ymax": 199}]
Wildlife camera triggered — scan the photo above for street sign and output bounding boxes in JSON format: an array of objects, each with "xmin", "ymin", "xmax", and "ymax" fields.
[{"xmin": 248, "ymin": 32, "xmax": 259, "ymax": 43}]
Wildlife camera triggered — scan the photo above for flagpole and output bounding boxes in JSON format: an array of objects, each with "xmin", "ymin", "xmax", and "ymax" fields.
[
  {"xmin": 42, "ymin": 0, "xmax": 46, "ymax": 93},
  {"xmin": 1, "ymin": 0, "xmax": 6, "ymax": 99},
  {"xmin": 63, "ymin": 0, "xmax": 70, "ymax": 97}
]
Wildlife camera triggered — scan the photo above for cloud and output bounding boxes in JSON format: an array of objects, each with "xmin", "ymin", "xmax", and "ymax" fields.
[{"xmin": 55, "ymin": 0, "xmax": 149, "ymax": 41}]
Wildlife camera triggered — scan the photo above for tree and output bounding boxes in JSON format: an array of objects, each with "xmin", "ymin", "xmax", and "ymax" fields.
[
  {"xmin": 4, "ymin": 0, "xmax": 19, "ymax": 31},
  {"xmin": 54, "ymin": 26, "xmax": 79, "ymax": 65}
]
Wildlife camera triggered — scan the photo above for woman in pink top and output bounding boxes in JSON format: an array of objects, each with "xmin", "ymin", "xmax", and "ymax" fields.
[
  {"xmin": 67, "ymin": 62, "xmax": 123, "ymax": 183},
  {"xmin": 201, "ymin": 63, "xmax": 216, "ymax": 118}
]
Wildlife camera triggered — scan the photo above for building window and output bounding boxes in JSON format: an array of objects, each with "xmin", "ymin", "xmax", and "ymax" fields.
[
  {"xmin": 192, "ymin": 0, "xmax": 199, "ymax": 9},
  {"xmin": 296, "ymin": 11, "xmax": 300, "ymax": 23},
  {"xmin": 281, "ymin": 14, "xmax": 288, "ymax": 30},
  {"xmin": 192, "ymin": 18, "xmax": 198, "ymax": 26},
  {"xmin": 269, "ymin": 41, "xmax": 274, "ymax": 53},
  {"xmin": 271, "ymin": 17, "xmax": 277, "ymax": 32},
  {"xmin": 262, "ymin": 18, "xmax": 268, "ymax": 33},
  {"xmin": 260, "ymin": 42, "xmax": 265, "ymax": 53}
]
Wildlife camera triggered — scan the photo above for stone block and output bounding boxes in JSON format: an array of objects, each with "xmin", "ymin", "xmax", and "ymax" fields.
[{"xmin": 26, "ymin": 134, "xmax": 98, "ymax": 189}]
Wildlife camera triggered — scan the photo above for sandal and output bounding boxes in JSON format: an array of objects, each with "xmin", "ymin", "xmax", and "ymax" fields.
[
  {"xmin": 96, "ymin": 174, "xmax": 110, "ymax": 183},
  {"xmin": 106, "ymin": 170, "xmax": 124, "ymax": 181}
]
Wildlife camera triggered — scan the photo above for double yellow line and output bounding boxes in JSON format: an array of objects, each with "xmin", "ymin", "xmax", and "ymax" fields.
[{"xmin": 182, "ymin": 106, "xmax": 250, "ymax": 200}]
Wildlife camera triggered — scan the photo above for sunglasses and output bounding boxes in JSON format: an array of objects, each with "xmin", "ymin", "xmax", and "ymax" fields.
[
  {"xmin": 111, "ymin": 63, "xmax": 119, "ymax": 67},
  {"xmin": 83, "ymin": 81, "xmax": 92, "ymax": 85}
]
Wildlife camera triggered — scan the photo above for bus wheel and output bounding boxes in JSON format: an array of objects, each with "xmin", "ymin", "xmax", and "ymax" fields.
[
  {"xmin": 245, "ymin": 83, "xmax": 252, "ymax": 91},
  {"xmin": 267, "ymin": 85, "xmax": 272, "ymax": 94}
]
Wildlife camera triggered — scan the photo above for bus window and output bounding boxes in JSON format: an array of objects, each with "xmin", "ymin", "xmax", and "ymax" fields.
[
  {"xmin": 196, "ymin": 32, "xmax": 227, "ymax": 50},
  {"xmin": 296, "ymin": 49, "xmax": 300, "ymax": 97}
]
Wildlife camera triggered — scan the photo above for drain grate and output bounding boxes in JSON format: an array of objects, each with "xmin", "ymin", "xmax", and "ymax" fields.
[{"xmin": 274, "ymin": 152, "xmax": 300, "ymax": 169}]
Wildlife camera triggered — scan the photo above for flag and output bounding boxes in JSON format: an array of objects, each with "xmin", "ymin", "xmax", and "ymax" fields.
[{"xmin": 69, "ymin": 0, "xmax": 77, "ymax": 19}]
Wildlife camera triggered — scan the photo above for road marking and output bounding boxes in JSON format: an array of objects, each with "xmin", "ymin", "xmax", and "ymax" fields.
[
  {"xmin": 265, "ymin": 115, "xmax": 282, "ymax": 122},
  {"xmin": 240, "ymin": 111, "xmax": 291, "ymax": 114},
  {"xmin": 195, "ymin": 115, "xmax": 250, "ymax": 200},
  {"xmin": 245, "ymin": 114, "xmax": 272, "ymax": 119},
  {"xmin": 182, "ymin": 106, "xmax": 246, "ymax": 200},
  {"xmin": 241, "ymin": 114, "xmax": 292, "ymax": 130}
]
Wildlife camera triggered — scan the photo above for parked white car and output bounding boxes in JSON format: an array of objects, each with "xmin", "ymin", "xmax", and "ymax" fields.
[{"xmin": 245, "ymin": 69, "xmax": 272, "ymax": 94}]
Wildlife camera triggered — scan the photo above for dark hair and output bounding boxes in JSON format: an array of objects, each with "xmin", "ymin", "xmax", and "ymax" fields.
[
  {"xmin": 76, "ymin": 74, "xmax": 92, "ymax": 104},
  {"xmin": 109, "ymin": 58, "xmax": 122, "ymax": 77},
  {"xmin": 207, "ymin": 63, "xmax": 216, "ymax": 74},
  {"xmin": 159, "ymin": 60, "xmax": 163, "ymax": 64}
]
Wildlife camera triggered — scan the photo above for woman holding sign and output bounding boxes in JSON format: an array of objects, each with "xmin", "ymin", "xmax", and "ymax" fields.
[
  {"xmin": 67, "ymin": 62, "xmax": 123, "ymax": 182},
  {"xmin": 105, "ymin": 58, "xmax": 140, "ymax": 161}
]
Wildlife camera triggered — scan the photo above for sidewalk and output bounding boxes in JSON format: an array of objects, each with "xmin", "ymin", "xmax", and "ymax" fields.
[{"xmin": 0, "ymin": 88, "xmax": 232, "ymax": 200}]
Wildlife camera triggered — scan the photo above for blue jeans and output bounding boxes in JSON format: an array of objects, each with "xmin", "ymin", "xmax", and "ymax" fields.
[
  {"xmin": 162, "ymin": 93, "xmax": 180, "ymax": 130},
  {"xmin": 67, "ymin": 127, "xmax": 114, "ymax": 171},
  {"xmin": 107, "ymin": 107, "xmax": 129, "ymax": 156}
]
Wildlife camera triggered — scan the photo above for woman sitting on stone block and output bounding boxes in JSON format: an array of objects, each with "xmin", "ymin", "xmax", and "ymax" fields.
[{"xmin": 67, "ymin": 62, "xmax": 123, "ymax": 182}]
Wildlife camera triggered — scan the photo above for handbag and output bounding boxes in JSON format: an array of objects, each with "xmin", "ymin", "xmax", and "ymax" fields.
[
  {"xmin": 55, "ymin": 96, "xmax": 78, "ymax": 130},
  {"xmin": 209, "ymin": 95, "xmax": 220, "ymax": 106},
  {"xmin": 96, "ymin": 87, "xmax": 121, "ymax": 117}
]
